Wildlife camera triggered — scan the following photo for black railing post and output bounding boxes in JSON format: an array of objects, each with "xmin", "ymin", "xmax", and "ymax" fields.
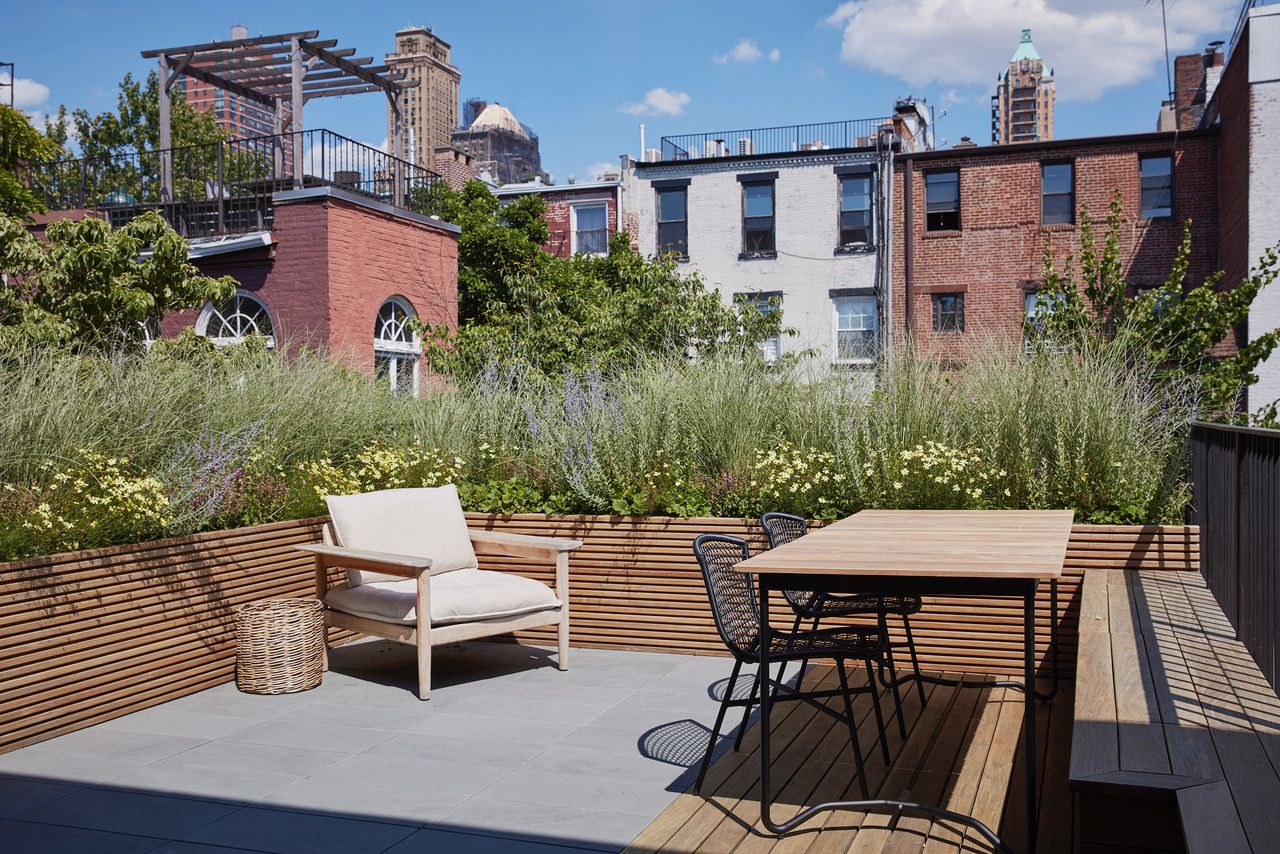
[{"xmin": 216, "ymin": 143, "xmax": 225, "ymax": 235}]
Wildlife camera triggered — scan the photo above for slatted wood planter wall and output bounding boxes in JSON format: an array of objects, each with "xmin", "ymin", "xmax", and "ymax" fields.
[{"xmin": 0, "ymin": 515, "xmax": 1198, "ymax": 754}]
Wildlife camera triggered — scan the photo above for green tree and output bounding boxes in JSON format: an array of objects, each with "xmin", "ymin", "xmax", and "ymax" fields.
[
  {"xmin": 1035, "ymin": 190, "xmax": 1280, "ymax": 418},
  {"xmin": 425, "ymin": 181, "xmax": 785, "ymax": 377},
  {"xmin": 0, "ymin": 105, "xmax": 60, "ymax": 219},
  {"xmin": 0, "ymin": 210, "xmax": 235, "ymax": 350}
]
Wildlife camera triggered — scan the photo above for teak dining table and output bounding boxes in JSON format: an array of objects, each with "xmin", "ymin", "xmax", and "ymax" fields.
[{"xmin": 734, "ymin": 509, "xmax": 1075, "ymax": 853}]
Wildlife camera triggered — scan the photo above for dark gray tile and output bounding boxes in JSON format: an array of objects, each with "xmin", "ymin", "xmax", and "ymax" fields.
[
  {"xmin": 148, "ymin": 843, "xmax": 275, "ymax": 854},
  {"xmin": 384, "ymin": 827, "xmax": 602, "ymax": 853},
  {"xmin": 111, "ymin": 759, "xmax": 298, "ymax": 803},
  {"xmin": 0, "ymin": 774, "xmax": 81, "ymax": 817},
  {"xmin": 183, "ymin": 806, "xmax": 416, "ymax": 854},
  {"xmin": 0, "ymin": 818, "xmax": 161, "ymax": 854},
  {"xmin": 16, "ymin": 788, "xmax": 237, "ymax": 839},
  {"xmin": 433, "ymin": 797, "xmax": 651, "ymax": 851}
]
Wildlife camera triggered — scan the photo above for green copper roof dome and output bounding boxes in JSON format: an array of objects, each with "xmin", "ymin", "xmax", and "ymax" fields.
[{"xmin": 1011, "ymin": 28, "xmax": 1041, "ymax": 62}]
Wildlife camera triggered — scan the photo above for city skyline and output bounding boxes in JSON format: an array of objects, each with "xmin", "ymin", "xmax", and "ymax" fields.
[{"xmin": 2, "ymin": 1, "xmax": 1240, "ymax": 182}]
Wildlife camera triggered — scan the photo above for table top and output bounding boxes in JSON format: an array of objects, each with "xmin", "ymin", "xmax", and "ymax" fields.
[{"xmin": 735, "ymin": 509, "xmax": 1074, "ymax": 579}]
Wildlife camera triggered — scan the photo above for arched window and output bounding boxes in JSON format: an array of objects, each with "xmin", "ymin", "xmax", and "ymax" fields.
[
  {"xmin": 197, "ymin": 291, "xmax": 275, "ymax": 347},
  {"xmin": 373, "ymin": 297, "xmax": 420, "ymax": 396}
]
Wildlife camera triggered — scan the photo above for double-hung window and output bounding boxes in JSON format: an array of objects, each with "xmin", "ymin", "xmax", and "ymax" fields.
[
  {"xmin": 838, "ymin": 172, "xmax": 874, "ymax": 248},
  {"xmin": 656, "ymin": 183, "xmax": 689, "ymax": 258},
  {"xmin": 925, "ymin": 169, "xmax": 960, "ymax": 231},
  {"xmin": 1041, "ymin": 161, "xmax": 1074, "ymax": 225},
  {"xmin": 1139, "ymin": 154, "xmax": 1173, "ymax": 219},
  {"xmin": 740, "ymin": 174, "xmax": 776, "ymax": 257},
  {"xmin": 571, "ymin": 203, "xmax": 609, "ymax": 256},
  {"xmin": 738, "ymin": 291, "xmax": 782, "ymax": 362},
  {"xmin": 832, "ymin": 295, "xmax": 878, "ymax": 363},
  {"xmin": 932, "ymin": 293, "xmax": 964, "ymax": 333}
]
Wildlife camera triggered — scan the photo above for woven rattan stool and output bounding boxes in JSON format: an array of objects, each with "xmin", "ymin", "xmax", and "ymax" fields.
[{"xmin": 235, "ymin": 598, "xmax": 325, "ymax": 695}]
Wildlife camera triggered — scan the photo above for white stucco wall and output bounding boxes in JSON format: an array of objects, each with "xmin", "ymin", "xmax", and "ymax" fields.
[
  {"xmin": 627, "ymin": 152, "xmax": 882, "ymax": 364},
  {"xmin": 1246, "ymin": 8, "xmax": 1280, "ymax": 411}
]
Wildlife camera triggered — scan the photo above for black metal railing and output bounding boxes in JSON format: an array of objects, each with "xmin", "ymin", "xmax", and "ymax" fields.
[
  {"xmin": 658, "ymin": 118, "xmax": 891, "ymax": 162},
  {"xmin": 25, "ymin": 129, "xmax": 445, "ymax": 238},
  {"xmin": 1189, "ymin": 420, "xmax": 1280, "ymax": 688}
]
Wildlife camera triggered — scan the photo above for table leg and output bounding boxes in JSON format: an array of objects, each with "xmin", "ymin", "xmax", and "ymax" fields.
[
  {"xmin": 1035, "ymin": 577, "xmax": 1059, "ymax": 702},
  {"xmin": 759, "ymin": 574, "xmax": 777, "ymax": 833},
  {"xmin": 1024, "ymin": 582, "xmax": 1039, "ymax": 853}
]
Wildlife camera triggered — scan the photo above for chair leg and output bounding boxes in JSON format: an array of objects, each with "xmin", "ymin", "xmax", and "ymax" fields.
[
  {"xmin": 695, "ymin": 659, "xmax": 741, "ymax": 794},
  {"xmin": 865, "ymin": 659, "xmax": 890, "ymax": 765},
  {"xmin": 879, "ymin": 613, "xmax": 907, "ymax": 740},
  {"xmin": 732, "ymin": 660, "xmax": 757, "ymax": 752},
  {"xmin": 794, "ymin": 616, "xmax": 820, "ymax": 693},
  {"xmin": 836, "ymin": 659, "xmax": 871, "ymax": 800},
  {"xmin": 902, "ymin": 613, "xmax": 926, "ymax": 706}
]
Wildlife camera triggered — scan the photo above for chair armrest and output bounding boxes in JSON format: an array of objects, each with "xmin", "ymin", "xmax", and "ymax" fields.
[
  {"xmin": 468, "ymin": 529, "xmax": 582, "ymax": 561},
  {"xmin": 296, "ymin": 543, "xmax": 434, "ymax": 579}
]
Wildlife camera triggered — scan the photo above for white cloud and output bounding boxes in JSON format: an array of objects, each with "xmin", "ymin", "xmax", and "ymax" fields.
[
  {"xmin": 0, "ymin": 72, "xmax": 50, "ymax": 109},
  {"xmin": 768, "ymin": 48, "xmax": 782, "ymax": 63},
  {"xmin": 620, "ymin": 87, "xmax": 691, "ymax": 117},
  {"xmin": 583, "ymin": 161, "xmax": 617, "ymax": 181},
  {"xmin": 825, "ymin": 0, "xmax": 1237, "ymax": 101},
  {"xmin": 714, "ymin": 38, "xmax": 765, "ymax": 64}
]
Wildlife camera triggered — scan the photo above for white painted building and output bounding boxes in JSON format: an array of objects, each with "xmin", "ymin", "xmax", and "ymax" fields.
[{"xmin": 622, "ymin": 106, "xmax": 930, "ymax": 368}]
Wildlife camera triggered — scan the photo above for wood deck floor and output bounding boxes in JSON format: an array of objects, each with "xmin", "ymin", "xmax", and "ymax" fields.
[{"xmin": 626, "ymin": 665, "xmax": 1072, "ymax": 854}]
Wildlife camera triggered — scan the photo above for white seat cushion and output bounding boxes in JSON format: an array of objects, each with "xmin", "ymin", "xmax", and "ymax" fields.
[
  {"xmin": 324, "ymin": 569, "xmax": 561, "ymax": 626},
  {"xmin": 326, "ymin": 485, "xmax": 478, "ymax": 586}
]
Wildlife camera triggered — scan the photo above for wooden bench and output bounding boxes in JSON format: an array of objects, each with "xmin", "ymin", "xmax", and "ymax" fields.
[{"xmin": 1070, "ymin": 569, "xmax": 1280, "ymax": 853}]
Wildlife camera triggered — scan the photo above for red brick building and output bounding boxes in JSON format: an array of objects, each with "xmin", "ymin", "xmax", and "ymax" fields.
[
  {"xmin": 160, "ymin": 188, "xmax": 460, "ymax": 395},
  {"xmin": 493, "ymin": 178, "xmax": 626, "ymax": 258},
  {"xmin": 891, "ymin": 129, "xmax": 1221, "ymax": 359}
]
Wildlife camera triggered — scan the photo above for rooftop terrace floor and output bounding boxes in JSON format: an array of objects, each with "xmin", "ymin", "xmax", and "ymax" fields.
[{"xmin": 0, "ymin": 641, "xmax": 1063, "ymax": 853}]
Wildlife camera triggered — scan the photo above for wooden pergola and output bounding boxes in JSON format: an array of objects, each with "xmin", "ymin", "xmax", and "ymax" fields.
[{"xmin": 140, "ymin": 29, "xmax": 415, "ymax": 202}]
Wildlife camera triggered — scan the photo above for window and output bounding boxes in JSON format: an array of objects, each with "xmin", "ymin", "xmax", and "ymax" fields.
[
  {"xmin": 931, "ymin": 293, "xmax": 964, "ymax": 333},
  {"xmin": 571, "ymin": 203, "xmax": 609, "ymax": 256},
  {"xmin": 373, "ymin": 297, "xmax": 420, "ymax": 396},
  {"xmin": 198, "ymin": 291, "xmax": 274, "ymax": 347},
  {"xmin": 656, "ymin": 187, "xmax": 688, "ymax": 257},
  {"xmin": 925, "ymin": 170, "xmax": 960, "ymax": 231},
  {"xmin": 833, "ymin": 296, "xmax": 878, "ymax": 363},
  {"xmin": 741, "ymin": 180, "xmax": 776, "ymax": 256},
  {"xmin": 839, "ymin": 174, "xmax": 874, "ymax": 248},
  {"xmin": 1140, "ymin": 154, "xmax": 1173, "ymax": 219},
  {"xmin": 1041, "ymin": 162, "xmax": 1074, "ymax": 225},
  {"xmin": 738, "ymin": 292, "xmax": 782, "ymax": 362}
]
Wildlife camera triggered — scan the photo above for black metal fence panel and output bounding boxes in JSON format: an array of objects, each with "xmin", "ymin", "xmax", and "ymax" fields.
[{"xmin": 1190, "ymin": 421, "xmax": 1280, "ymax": 688}]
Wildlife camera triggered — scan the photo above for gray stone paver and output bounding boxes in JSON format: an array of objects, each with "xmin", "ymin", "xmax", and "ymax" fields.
[{"xmin": 0, "ymin": 640, "xmax": 741, "ymax": 852}]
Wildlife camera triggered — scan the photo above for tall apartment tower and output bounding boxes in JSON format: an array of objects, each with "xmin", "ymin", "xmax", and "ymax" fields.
[
  {"xmin": 991, "ymin": 29, "xmax": 1055, "ymax": 144},
  {"xmin": 177, "ymin": 24, "xmax": 279, "ymax": 139},
  {"xmin": 385, "ymin": 27, "xmax": 461, "ymax": 168}
]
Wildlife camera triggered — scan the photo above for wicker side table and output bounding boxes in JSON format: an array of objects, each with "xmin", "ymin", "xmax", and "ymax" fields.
[{"xmin": 235, "ymin": 598, "xmax": 325, "ymax": 695}]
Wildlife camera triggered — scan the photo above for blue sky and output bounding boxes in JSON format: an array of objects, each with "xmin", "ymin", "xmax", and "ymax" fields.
[{"xmin": 3, "ymin": 1, "xmax": 1240, "ymax": 182}]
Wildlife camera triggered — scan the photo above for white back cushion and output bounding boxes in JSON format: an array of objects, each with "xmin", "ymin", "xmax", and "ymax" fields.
[{"xmin": 326, "ymin": 485, "xmax": 478, "ymax": 586}]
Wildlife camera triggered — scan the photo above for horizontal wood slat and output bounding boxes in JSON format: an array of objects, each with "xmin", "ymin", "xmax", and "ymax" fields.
[{"xmin": 0, "ymin": 513, "xmax": 1198, "ymax": 755}]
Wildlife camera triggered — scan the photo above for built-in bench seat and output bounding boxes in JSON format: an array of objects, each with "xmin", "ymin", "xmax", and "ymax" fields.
[{"xmin": 1070, "ymin": 569, "xmax": 1280, "ymax": 853}]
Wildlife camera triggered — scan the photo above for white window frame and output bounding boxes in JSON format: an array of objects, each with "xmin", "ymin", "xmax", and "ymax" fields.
[
  {"xmin": 373, "ymin": 296, "xmax": 421, "ymax": 397},
  {"xmin": 738, "ymin": 292, "xmax": 782, "ymax": 363},
  {"xmin": 832, "ymin": 296, "xmax": 878, "ymax": 365},
  {"xmin": 570, "ymin": 202, "xmax": 609, "ymax": 256},
  {"xmin": 196, "ymin": 290, "xmax": 275, "ymax": 348}
]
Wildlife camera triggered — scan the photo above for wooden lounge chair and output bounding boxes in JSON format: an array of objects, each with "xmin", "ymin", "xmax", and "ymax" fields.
[{"xmin": 297, "ymin": 485, "xmax": 579, "ymax": 700}]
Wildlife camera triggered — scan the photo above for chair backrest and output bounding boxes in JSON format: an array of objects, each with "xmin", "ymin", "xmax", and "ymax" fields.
[
  {"xmin": 326, "ymin": 485, "xmax": 478, "ymax": 586},
  {"xmin": 760, "ymin": 512, "xmax": 819, "ymax": 613},
  {"xmin": 692, "ymin": 534, "xmax": 759, "ymax": 659}
]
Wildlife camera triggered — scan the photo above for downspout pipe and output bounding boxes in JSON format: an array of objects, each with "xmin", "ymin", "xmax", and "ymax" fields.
[{"xmin": 903, "ymin": 157, "xmax": 914, "ymax": 339}]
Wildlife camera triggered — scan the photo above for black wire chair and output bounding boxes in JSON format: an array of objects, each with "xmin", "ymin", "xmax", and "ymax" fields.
[
  {"xmin": 691, "ymin": 534, "xmax": 890, "ymax": 799},
  {"xmin": 761, "ymin": 512, "xmax": 927, "ymax": 737}
]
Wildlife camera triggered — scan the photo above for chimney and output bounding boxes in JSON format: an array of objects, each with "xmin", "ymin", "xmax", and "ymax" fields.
[
  {"xmin": 953, "ymin": 136, "xmax": 977, "ymax": 149},
  {"xmin": 1206, "ymin": 40, "xmax": 1225, "ymax": 69}
]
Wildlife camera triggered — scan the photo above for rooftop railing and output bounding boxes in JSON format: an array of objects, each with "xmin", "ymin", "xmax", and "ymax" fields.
[
  {"xmin": 25, "ymin": 129, "xmax": 446, "ymax": 239},
  {"xmin": 657, "ymin": 117, "xmax": 891, "ymax": 162}
]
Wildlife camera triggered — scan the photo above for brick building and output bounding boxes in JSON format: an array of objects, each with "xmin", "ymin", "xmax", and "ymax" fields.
[
  {"xmin": 891, "ymin": 130, "xmax": 1220, "ymax": 360},
  {"xmin": 493, "ymin": 177, "xmax": 625, "ymax": 258},
  {"xmin": 159, "ymin": 188, "xmax": 460, "ymax": 395}
]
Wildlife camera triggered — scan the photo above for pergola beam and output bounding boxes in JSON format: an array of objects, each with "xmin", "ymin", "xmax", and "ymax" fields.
[
  {"xmin": 141, "ymin": 30, "xmax": 318, "ymax": 58},
  {"xmin": 178, "ymin": 63, "xmax": 277, "ymax": 108}
]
